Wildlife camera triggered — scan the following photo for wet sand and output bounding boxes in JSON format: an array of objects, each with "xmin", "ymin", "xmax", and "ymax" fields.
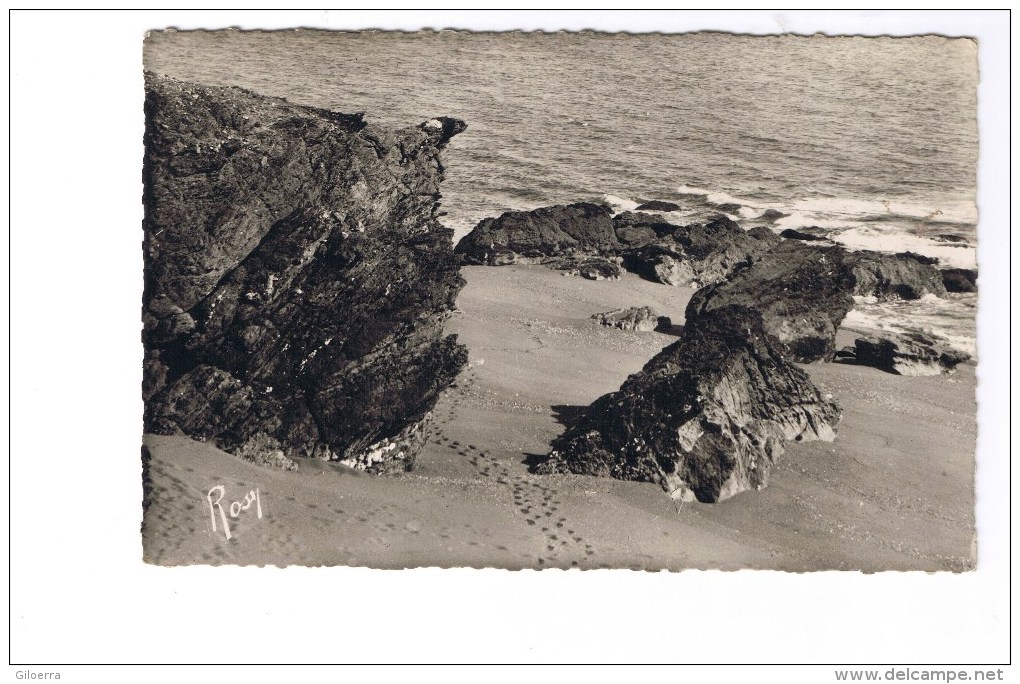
[{"xmin": 143, "ymin": 264, "xmax": 975, "ymax": 571}]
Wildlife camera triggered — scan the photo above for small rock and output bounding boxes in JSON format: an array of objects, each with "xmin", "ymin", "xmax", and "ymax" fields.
[
  {"xmin": 854, "ymin": 333, "xmax": 971, "ymax": 376},
  {"xmin": 635, "ymin": 200, "xmax": 681, "ymax": 212}
]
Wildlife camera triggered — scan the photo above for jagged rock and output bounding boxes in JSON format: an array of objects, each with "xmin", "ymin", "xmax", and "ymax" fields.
[
  {"xmin": 635, "ymin": 200, "xmax": 681, "ymax": 212},
  {"xmin": 780, "ymin": 228, "xmax": 828, "ymax": 242},
  {"xmin": 547, "ymin": 255, "xmax": 623, "ymax": 280},
  {"xmin": 845, "ymin": 251, "xmax": 947, "ymax": 300},
  {"xmin": 612, "ymin": 211, "xmax": 680, "ymax": 247},
  {"xmin": 142, "ymin": 74, "xmax": 468, "ymax": 469},
  {"xmin": 454, "ymin": 202, "xmax": 616, "ymax": 264},
  {"xmin": 538, "ymin": 306, "xmax": 840, "ymax": 502},
  {"xmin": 459, "ymin": 206, "xmax": 780, "ymax": 289},
  {"xmin": 715, "ymin": 202, "xmax": 743, "ymax": 214},
  {"xmin": 686, "ymin": 241, "xmax": 856, "ymax": 362},
  {"xmin": 591, "ymin": 306, "xmax": 665, "ymax": 332},
  {"xmin": 669, "ymin": 217, "xmax": 781, "ymax": 285},
  {"xmin": 618, "ymin": 216, "xmax": 779, "ymax": 288},
  {"xmin": 338, "ymin": 413, "xmax": 433, "ymax": 473},
  {"xmin": 235, "ymin": 433, "xmax": 299, "ymax": 471},
  {"xmin": 933, "ymin": 233, "xmax": 970, "ymax": 244},
  {"xmin": 854, "ymin": 333, "xmax": 971, "ymax": 376},
  {"xmin": 942, "ymin": 268, "xmax": 978, "ymax": 293},
  {"xmin": 622, "ymin": 245, "xmax": 696, "ymax": 287}
]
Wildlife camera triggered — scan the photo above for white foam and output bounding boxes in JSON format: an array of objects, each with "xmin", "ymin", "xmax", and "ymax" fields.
[
  {"xmin": 674, "ymin": 183, "xmax": 978, "ymax": 268},
  {"xmin": 602, "ymin": 194, "xmax": 640, "ymax": 214},
  {"xmin": 844, "ymin": 294, "xmax": 977, "ymax": 357},
  {"xmin": 831, "ymin": 226, "xmax": 977, "ymax": 269}
]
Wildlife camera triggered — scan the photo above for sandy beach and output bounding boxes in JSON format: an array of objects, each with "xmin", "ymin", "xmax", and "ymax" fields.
[{"xmin": 142, "ymin": 264, "xmax": 975, "ymax": 571}]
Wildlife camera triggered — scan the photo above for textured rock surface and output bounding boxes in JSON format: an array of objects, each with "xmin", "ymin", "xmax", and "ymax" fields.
[
  {"xmin": 454, "ymin": 202, "xmax": 616, "ymax": 264},
  {"xmin": 143, "ymin": 74, "xmax": 468, "ymax": 468},
  {"xmin": 539, "ymin": 306, "xmax": 841, "ymax": 502},
  {"xmin": 590, "ymin": 306, "xmax": 666, "ymax": 332},
  {"xmin": 621, "ymin": 244, "xmax": 694, "ymax": 287},
  {"xmin": 667, "ymin": 217, "xmax": 781, "ymax": 286},
  {"xmin": 456, "ymin": 206, "xmax": 778, "ymax": 288},
  {"xmin": 686, "ymin": 241, "xmax": 856, "ymax": 362},
  {"xmin": 618, "ymin": 214, "xmax": 779, "ymax": 288},
  {"xmin": 854, "ymin": 333, "xmax": 971, "ymax": 376},
  {"xmin": 612, "ymin": 211, "xmax": 680, "ymax": 247},
  {"xmin": 544, "ymin": 255, "xmax": 623, "ymax": 281},
  {"xmin": 845, "ymin": 251, "xmax": 947, "ymax": 300},
  {"xmin": 941, "ymin": 267, "xmax": 978, "ymax": 293}
]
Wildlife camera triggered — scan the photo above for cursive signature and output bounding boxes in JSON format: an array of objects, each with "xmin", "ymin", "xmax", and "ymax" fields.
[{"xmin": 207, "ymin": 485, "xmax": 262, "ymax": 540}]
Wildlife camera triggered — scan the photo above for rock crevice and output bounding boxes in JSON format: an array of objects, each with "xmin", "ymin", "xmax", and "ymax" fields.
[{"xmin": 143, "ymin": 74, "xmax": 468, "ymax": 469}]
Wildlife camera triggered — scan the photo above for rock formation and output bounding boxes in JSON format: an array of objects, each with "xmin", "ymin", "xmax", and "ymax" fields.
[
  {"xmin": 525, "ymin": 203, "xmax": 964, "ymax": 499},
  {"xmin": 456, "ymin": 205, "xmax": 780, "ymax": 288},
  {"xmin": 853, "ymin": 333, "xmax": 971, "ymax": 376},
  {"xmin": 780, "ymin": 227, "xmax": 829, "ymax": 242},
  {"xmin": 663, "ymin": 217, "xmax": 780, "ymax": 286},
  {"xmin": 845, "ymin": 251, "xmax": 947, "ymax": 300},
  {"xmin": 539, "ymin": 306, "xmax": 841, "ymax": 502},
  {"xmin": 142, "ymin": 73, "xmax": 468, "ymax": 471},
  {"xmin": 686, "ymin": 241, "xmax": 857, "ymax": 362},
  {"xmin": 454, "ymin": 202, "xmax": 617, "ymax": 264},
  {"xmin": 941, "ymin": 268, "xmax": 978, "ymax": 293},
  {"xmin": 591, "ymin": 306, "xmax": 668, "ymax": 332},
  {"xmin": 634, "ymin": 200, "xmax": 681, "ymax": 212}
]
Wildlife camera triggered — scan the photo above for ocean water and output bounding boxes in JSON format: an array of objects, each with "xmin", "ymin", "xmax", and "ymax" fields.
[{"xmin": 144, "ymin": 29, "xmax": 979, "ymax": 352}]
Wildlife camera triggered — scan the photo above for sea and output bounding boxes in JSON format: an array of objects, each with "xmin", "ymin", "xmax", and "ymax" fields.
[{"xmin": 144, "ymin": 30, "xmax": 978, "ymax": 355}]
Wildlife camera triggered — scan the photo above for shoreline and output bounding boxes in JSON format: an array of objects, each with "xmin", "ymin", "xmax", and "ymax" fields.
[{"xmin": 143, "ymin": 264, "xmax": 975, "ymax": 571}]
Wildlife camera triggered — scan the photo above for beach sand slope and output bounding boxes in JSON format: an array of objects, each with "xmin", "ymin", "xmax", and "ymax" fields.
[{"xmin": 143, "ymin": 265, "xmax": 975, "ymax": 571}]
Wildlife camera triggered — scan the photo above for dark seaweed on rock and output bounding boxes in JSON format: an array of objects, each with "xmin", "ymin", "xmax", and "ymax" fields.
[
  {"xmin": 539, "ymin": 306, "xmax": 841, "ymax": 503},
  {"xmin": 142, "ymin": 73, "xmax": 468, "ymax": 469}
]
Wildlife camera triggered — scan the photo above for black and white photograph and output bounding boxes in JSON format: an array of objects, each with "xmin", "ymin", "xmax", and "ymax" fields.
[
  {"xmin": 141, "ymin": 27, "xmax": 979, "ymax": 572},
  {"xmin": 8, "ymin": 9, "xmax": 1011, "ymax": 672}
]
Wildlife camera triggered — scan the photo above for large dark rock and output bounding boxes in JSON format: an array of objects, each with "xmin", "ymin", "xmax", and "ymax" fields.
[
  {"xmin": 621, "ymin": 244, "xmax": 694, "ymax": 287},
  {"xmin": 143, "ymin": 73, "xmax": 468, "ymax": 470},
  {"xmin": 854, "ymin": 333, "xmax": 971, "ymax": 376},
  {"xmin": 667, "ymin": 217, "xmax": 781, "ymax": 285},
  {"xmin": 617, "ymin": 214, "xmax": 779, "ymax": 288},
  {"xmin": 458, "ymin": 206, "xmax": 779, "ymax": 288},
  {"xmin": 538, "ymin": 306, "xmax": 840, "ymax": 502},
  {"xmin": 634, "ymin": 200, "xmax": 681, "ymax": 212},
  {"xmin": 686, "ymin": 241, "xmax": 856, "ymax": 362},
  {"xmin": 780, "ymin": 228, "xmax": 828, "ymax": 242},
  {"xmin": 942, "ymin": 268, "xmax": 978, "ymax": 293},
  {"xmin": 845, "ymin": 251, "xmax": 947, "ymax": 300},
  {"xmin": 454, "ymin": 202, "xmax": 616, "ymax": 264},
  {"xmin": 612, "ymin": 211, "xmax": 680, "ymax": 247}
]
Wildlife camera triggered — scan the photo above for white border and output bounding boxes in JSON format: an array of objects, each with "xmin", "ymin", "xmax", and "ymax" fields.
[{"xmin": 6, "ymin": 10, "xmax": 1011, "ymax": 669}]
